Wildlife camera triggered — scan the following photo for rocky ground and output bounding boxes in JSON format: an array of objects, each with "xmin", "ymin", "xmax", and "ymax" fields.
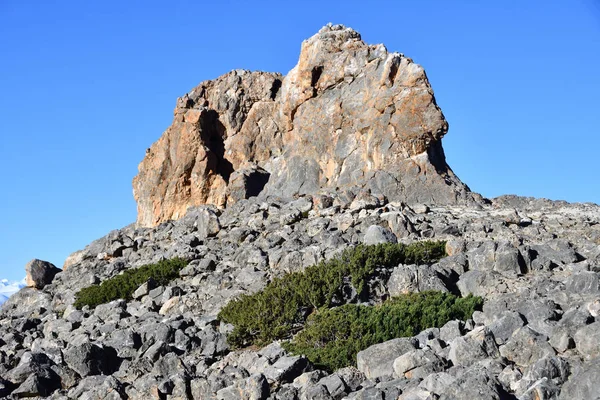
[{"xmin": 1, "ymin": 191, "xmax": 599, "ymax": 399}]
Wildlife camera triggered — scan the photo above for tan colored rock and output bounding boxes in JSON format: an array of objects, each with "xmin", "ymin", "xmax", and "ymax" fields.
[
  {"xmin": 159, "ymin": 296, "xmax": 180, "ymax": 315},
  {"xmin": 133, "ymin": 24, "xmax": 480, "ymax": 227},
  {"xmin": 25, "ymin": 259, "xmax": 61, "ymax": 289},
  {"xmin": 63, "ymin": 250, "xmax": 85, "ymax": 270}
]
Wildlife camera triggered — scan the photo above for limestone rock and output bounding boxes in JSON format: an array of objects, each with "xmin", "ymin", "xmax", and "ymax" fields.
[
  {"xmin": 25, "ymin": 259, "xmax": 61, "ymax": 289},
  {"xmin": 133, "ymin": 24, "xmax": 478, "ymax": 227}
]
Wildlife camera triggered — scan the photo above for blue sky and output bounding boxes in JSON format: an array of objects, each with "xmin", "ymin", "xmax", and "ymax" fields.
[{"xmin": 0, "ymin": 1, "xmax": 599, "ymax": 281}]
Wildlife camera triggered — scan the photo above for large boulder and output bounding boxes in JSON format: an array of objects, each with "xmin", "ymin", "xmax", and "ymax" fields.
[
  {"xmin": 25, "ymin": 259, "xmax": 61, "ymax": 289},
  {"xmin": 133, "ymin": 24, "xmax": 478, "ymax": 227}
]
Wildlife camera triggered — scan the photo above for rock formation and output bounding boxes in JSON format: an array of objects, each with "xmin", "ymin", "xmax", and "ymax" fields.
[
  {"xmin": 133, "ymin": 24, "xmax": 479, "ymax": 228},
  {"xmin": 24, "ymin": 259, "xmax": 60, "ymax": 289}
]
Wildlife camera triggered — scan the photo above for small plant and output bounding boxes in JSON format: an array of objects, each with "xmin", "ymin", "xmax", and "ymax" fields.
[
  {"xmin": 283, "ymin": 291, "xmax": 483, "ymax": 371},
  {"xmin": 218, "ymin": 241, "xmax": 447, "ymax": 348},
  {"xmin": 73, "ymin": 258, "xmax": 187, "ymax": 309}
]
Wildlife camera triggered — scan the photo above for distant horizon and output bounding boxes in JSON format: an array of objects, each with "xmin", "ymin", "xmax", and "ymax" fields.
[{"xmin": 1, "ymin": 1, "xmax": 599, "ymax": 281}]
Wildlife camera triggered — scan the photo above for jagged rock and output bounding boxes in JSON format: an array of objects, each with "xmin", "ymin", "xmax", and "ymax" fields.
[
  {"xmin": 356, "ymin": 338, "xmax": 418, "ymax": 379},
  {"xmin": 264, "ymin": 355, "xmax": 310, "ymax": 384},
  {"xmin": 499, "ymin": 327, "xmax": 555, "ymax": 367},
  {"xmin": 63, "ymin": 342, "xmax": 119, "ymax": 377},
  {"xmin": 25, "ymin": 259, "xmax": 61, "ymax": 289},
  {"xmin": 133, "ymin": 24, "xmax": 478, "ymax": 227},
  {"xmin": 447, "ymin": 326, "xmax": 499, "ymax": 367},
  {"xmin": 393, "ymin": 348, "xmax": 445, "ymax": 380},
  {"xmin": 68, "ymin": 375, "xmax": 126, "ymax": 399},
  {"xmin": 559, "ymin": 357, "xmax": 600, "ymax": 399},
  {"xmin": 363, "ymin": 225, "xmax": 397, "ymax": 245},
  {"xmin": 573, "ymin": 321, "xmax": 600, "ymax": 359}
]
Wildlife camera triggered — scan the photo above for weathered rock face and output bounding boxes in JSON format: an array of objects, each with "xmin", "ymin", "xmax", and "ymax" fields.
[
  {"xmin": 133, "ymin": 24, "xmax": 478, "ymax": 227},
  {"xmin": 25, "ymin": 259, "xmax": 61, "ymax": 289}
]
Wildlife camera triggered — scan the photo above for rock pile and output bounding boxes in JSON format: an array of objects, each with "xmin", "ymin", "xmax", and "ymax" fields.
[
  {"xmin": 1, "ymin": 192, "xmax": 599, "ymax": 399},
  {"xmin": 133, "ymin": 24, "xmax": 480, "ymax": 228}
]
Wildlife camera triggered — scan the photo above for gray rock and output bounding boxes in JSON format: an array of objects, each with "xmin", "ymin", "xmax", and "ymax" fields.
[
  {"xmin": 573, "ymin": 321, "xmax": 600, "ymax": 359},
  {"xmin": 11, "ymin": 373, "xmax": 60, "ymax": 398},
  {"xmin": 565, "ymin": 271, "xmax": 600, "ymax": 295},
  {"xmin": 487, "ymin": 311, "xmax": 525, "ymax": 345},
  {"xmin": 25, "ymin": 259, "xmax": 61, "ymax": 289},
  {"xmin": 363, "ymin": 225, "xmax": 397, "ymax": 245},
  {"xmin": 318, "ymin": 374, "xmax": 346, "ymax": 399},
  {"xmin": 63, "ymin": 342, "xmax": 119, "ymax": 377},
  {"xmin": 439, "ymin": 320, "xmax": 464, "ymax": 343},
  {"xmin": 522, "ymin": 356, "xmax": 570, "ymax": 388},
  {"xmin": 387, "ymin": 265, "xmax": 448, "ymax": 296},
  {"xmin": 519, "ymin": 378, "xmax": 560, "ymax": 400},
  {"xmin": 356, "ymin": 337, "xmax": 418, "ymax": 379},
  {"xmin": 393, "ymin": 348, "xmax": 445, "ymax": 380},
  {"xmin": 264, "ymin": 355, "xmax": 310, "ymax": 384},
  {"xmin": 437, "ymin": 366, "xmax": 505, "ymax": 400},
  {"xmin": 457, "ymin": 270, "xmax": 499, "ymax": 297},
  {"xmin": 132, "ymin": 278, "xmax": 157, "ymax": 299},
  {"xmin": 559, "ymin": 357, "xmax": 600, "ymax": 399},
  {"xmin": 68, "ymin": 375, "xmax": 125, "ymax": 399},
  {"xmin": 418, "ymin": 372, "xmax": 456, "ymax": 395},
  {"xmin": 499, "ymin": 326, "xmax": 555, "ymax": 367},
  {"xmin": 447, "ymin": 326, "xmax": 499, "ymax": 367},
  {"xmin": 336, "ymin": 367, "xmax": 365, "ymax": 392}
]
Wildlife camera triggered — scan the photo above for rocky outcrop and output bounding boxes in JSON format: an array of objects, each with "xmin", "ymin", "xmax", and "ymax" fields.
[
  {"xmin": 133, "ymin": 24, "xmax": 479, "ymax": 228},
  {"xmin": 25, "ymin": 259, "xmax": 61, "ymax": 289}
]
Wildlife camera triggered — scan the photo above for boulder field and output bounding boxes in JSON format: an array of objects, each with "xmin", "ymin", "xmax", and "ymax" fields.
[{"xmin": 1, "ymin": 25, "xmax": 600, "ymax": 399}]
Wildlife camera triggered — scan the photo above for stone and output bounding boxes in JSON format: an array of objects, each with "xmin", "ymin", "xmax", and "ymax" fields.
[
  {"xmin": 565, "ymin": 271, "xmax": 600, "ymax": 295},
  {"xmin": 226, "ymin": 165, "xmax": 272, "ymax": 206},
  {"xmin": 487, "ymin": 311, "xmax": 525, "ymax": 345},
  {"xmin": 133, "ymin": 24, "xmax": 478, "ymax": 227},
  {"xmin": 356, "ymin": 338, "xmax": 418, "ymax": 379},
  {"xmin": 11, "ymin": 373, "xmax": 60, "ymax": 398},
  {"xmin": 263, "ymin": 355, "xmax": 309, "ymax": 384},
  {"xmin": 573, "ymin": 321, "xmax": 600, "ymax": 359},
  {"xmin": 387, "ymin": 264, "xmax": 448, "ymax": 295},
  {"xmin": 63, "ymin": 342, "xmax": 119, "ymax": 377},
  {"xmin": 25, "ymin": 259, "xmax": 61, "ymax": 289},
  {"xmin": 559, "ymin": 357, "xmax": 600, "ymax": 399},
  {"xmin": 318, "ymin": 374, "xmax": 346, "ymax": 399},
  {"xmin": 335, "ymin": 367, "xmax": 365, "ymax": 392},
  {"xmin": 499, "ymin": 327, "xmax": 555, "ymax": 367},
  {"xmin": 68, "ymin": 375, "xmax": 126, "ymax": 400},
  {"xmin": 439, "ymin": 320, "xmax": 464, "ymax": 344},
  {"xmin": 393, "ymin": 348, "xmax": 445, "ymax": 380},
  {"xmin": 447, "ymin": 326, "xmax": 499, "ymax": 367},
  {"xmin": 363, "ymin": 225, "xmax": 397, "ymax": 245},
  {"xmin": 159, "ymin": 296, "xmax": 181, "ymax": 315},
  {"xmin": 587, "ymin": 298, "xmax": 600, "ymax": 317}
]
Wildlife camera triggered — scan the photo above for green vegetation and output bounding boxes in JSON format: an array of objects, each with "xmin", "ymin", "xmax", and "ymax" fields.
[
  {"xmin": 218, "ymin": 241, "xmax": 446, "ymax": 348},
  {"xmin": 73, "ymin": 258, "xmax": 188, "ymax": 309},
  {"xmin": 283, "ymin": 291, "xmax": 483, "ymax": 371}
]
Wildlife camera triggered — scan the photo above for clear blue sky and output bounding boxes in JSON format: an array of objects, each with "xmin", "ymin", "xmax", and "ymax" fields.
[{"xmin": 1, "ymin": 1, "xmax": 599, "ymax": 281}]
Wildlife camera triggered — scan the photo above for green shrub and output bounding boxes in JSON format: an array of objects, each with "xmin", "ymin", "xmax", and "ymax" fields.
[
  {"xmin": 218, "ymin": 241, "xmax": 446, "ymax": 348},
  {"xmin": 283, "ymin": 291, "xmax": 483, "ymax": 371},
  {"xmin": 73, "ymin": 258, "xmax": 188, "ymax": 309}
]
